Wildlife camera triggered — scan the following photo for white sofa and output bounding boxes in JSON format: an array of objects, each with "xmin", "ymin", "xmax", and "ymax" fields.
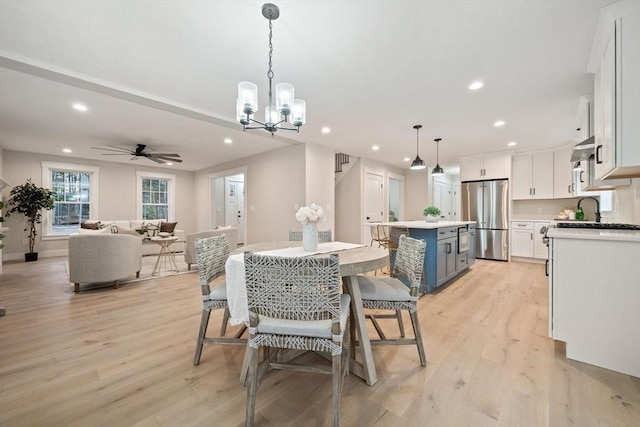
[
  {"xmin": 68, "ymin": 234, "xmax": 142, "ymax": 292},
  {"xmin": 79, "ymin": 220, "xmax": 186, "ymax": 256},
  {"xmin": 184, "ymin": 227, "xmax": 239, "ymax": 270}
]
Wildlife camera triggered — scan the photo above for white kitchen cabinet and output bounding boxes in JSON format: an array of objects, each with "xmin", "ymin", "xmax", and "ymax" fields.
[
  {"xmin": 553, "ymin": 145, "xmax": 575, "ymax": 198},
  {"xmin": 459, "ymin": 152, "xmax": 511, "ymax": 182},
  {"xmin": 511, "ymin": 221, "xmax": 534, "ymax": 257},
  {"xmin": 590, "ymin": 2, "xmax": 640, "ymax": 179},
  {"xmin": 511, "ymin": 220, "xmax": 549, "ymax": 260},
  {"xmin": 548, "ymin": 230, "xmax": 640, "ymax": 377},
  {"xmin": 512, "ymin": 152, "xmax": 554, "ymax": 199},
  {"xmin": 533, "ymin": 222, "xmax": 549, "ymax": 259}
]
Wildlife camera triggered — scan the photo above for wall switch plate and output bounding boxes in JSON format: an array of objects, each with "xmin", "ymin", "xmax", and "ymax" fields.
[{"xmin": 537, "ymin": 207, "xmax": 543, "ymax": 213}]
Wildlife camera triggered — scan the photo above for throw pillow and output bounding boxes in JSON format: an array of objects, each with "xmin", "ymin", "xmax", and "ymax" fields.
[
  {"xmin": 160, "ymin": 221, "xmax": 177, "ymax": 234},
  {"xmin": 80, "ymin": 222, "xmax": 100, "ymax": 230},
  {"xmin": 116, "ymin": 225, "xmax": 142, "ymax": 237}
]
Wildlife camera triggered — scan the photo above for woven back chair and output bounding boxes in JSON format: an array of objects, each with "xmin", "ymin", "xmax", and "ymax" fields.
[
  {"xmin": 243, "ymin": 252, "xmax": 350, "ymax": 427},
  {"xmin": 357, "ymin": 234, "xmax": 428, "ymax": 366},
  {"xmin": 193, "ymin": 235, "xmax": 246, "ymax": 366},
  {"xmin": 288, "ymin": 229, "xmax": 333, "ymax": 243}
]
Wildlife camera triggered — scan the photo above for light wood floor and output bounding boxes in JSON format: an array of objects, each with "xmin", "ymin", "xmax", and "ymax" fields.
[{"xmin": 1, "ymin": 257, "xmax": 638, "ymax": 426}]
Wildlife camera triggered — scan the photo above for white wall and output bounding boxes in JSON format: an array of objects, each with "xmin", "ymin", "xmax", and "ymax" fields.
[
  {"xmin": 193, "ymin": 142, "xmax": 335, "ymax": 245},
  {"xmin": 405, "ymin": 169, "xmax": 429, "ymax": 220},
  {"xmin": 1, "ymin": 150, "xmax": 196, "ymax": 260},
  {"xmin": 611, "ymin": 178, "xmax": 640, "ymax": 223}
]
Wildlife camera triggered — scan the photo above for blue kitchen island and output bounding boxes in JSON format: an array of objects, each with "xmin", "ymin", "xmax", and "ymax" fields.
[{"xmin": 378, "ymin": 220, "xmax": 476, "ymax": 294}]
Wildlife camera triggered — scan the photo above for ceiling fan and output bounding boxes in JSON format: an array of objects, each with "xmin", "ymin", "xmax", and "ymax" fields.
[{"xmin": 92, "ymin": 144, "xmax": 183, "ymax": 164}]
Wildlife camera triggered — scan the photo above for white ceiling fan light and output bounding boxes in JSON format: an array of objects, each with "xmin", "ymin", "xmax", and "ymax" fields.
[{"xmin": 494, "ymin": 120, "xmax": 506, "ymax": 127}]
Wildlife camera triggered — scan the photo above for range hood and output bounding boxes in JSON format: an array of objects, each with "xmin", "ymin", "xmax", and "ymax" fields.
[{"xmin": 570, "ymin": 136, "xmax": 595, "ymax": 162}]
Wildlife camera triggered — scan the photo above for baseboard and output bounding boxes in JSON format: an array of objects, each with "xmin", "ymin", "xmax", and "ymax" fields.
[{"xmin": 3, "ymin": 249, "xmax": 68, "ymax": 262}]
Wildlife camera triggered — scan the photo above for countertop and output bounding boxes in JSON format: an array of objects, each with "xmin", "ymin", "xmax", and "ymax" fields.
[
  {"xmin": 546, "ymin": 227, "xmax": 640, "ymax": 242},
  {"xmin": 375, "ymin": 220, "xmax": 475, "ymax": 229}
]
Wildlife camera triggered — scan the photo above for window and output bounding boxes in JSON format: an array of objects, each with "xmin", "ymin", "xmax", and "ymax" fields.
[
  {"xmin": 41, "ymin": 162, "xmax": 100, "ymax": 237},
  {"xmin": 136, "ymin": 171, "xmax": 175, "ymax": 220}
]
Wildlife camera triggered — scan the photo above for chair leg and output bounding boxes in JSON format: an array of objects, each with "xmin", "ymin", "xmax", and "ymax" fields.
[
  {"xmin": 332, "ymin": 352, "xmax": 341, "ymax": 427},
  {"xmin": 220, "ymin": 306, "xmax": 230, "ymax": 336},
  {"xmin": 409, "ymin": 310, "xmax": 427, "ymax": 367},
  {"xmin": 396, "ymin": 310, "xmax": 405, "ymax": 338},
  {"xmin": 239, "ymin": 340, "xmax": 252, "ymax": 386},
  {"xmin": 193, "ymin": 309, "xmax": 211, "ymax": 366},
  {"xmin": 113, "ymin": 280, "xmax": 119, "ymax": 289},
  {"xmin": 74, "ymin": 283, "xmax": 80, "ymax": 293},
  {"xmin": 245, "ymin": 345, "xmax": 260, "ymax": 427}
]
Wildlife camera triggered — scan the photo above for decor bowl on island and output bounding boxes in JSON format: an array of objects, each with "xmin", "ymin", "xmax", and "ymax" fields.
[
  {"xmin": 157, "ymin": 232, "xmax": 171, "ymax": 238},
  {"xmin": 423, "ymin": 206, "xmax": 441, "ymax": 223}
]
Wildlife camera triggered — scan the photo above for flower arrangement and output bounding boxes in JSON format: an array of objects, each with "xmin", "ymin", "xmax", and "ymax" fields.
[{"xmin": 295, "ymin": 203, "xmax": 325, "ymax": 225}]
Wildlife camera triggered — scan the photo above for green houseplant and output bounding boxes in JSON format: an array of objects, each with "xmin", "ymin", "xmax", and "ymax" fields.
[
  {"xmin": 6, "ymin": 179, "xmax": 55, "ymax": 262},
  {"xmin": 423, "ymin": 206, "xmax": 441, "ymax": 222}
]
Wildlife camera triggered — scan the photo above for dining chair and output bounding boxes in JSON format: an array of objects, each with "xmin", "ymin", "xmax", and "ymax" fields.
[
  {"xmin": 243, "ymin": 252, "xmax": 350, "ymax": 427},
  {"xmin": 193, "ymin": 234, "xmax": 247, "ymax": 366},
  {"xmin": 288, "ymin": 229, "xmax": 333, "ymax": 242},
  {"xmin": 369, "ymin": 222, "xmax": 385, "ymax": 247},
  {"xmin": 357, "ymin": 234, "xmax": 428, "ymax": 366}
]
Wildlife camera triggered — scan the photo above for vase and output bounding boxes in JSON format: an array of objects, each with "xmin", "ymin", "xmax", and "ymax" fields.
[
  {"xmin": 302, "ymin": 222, "xmax": 318, "ymax": 252},
  {"xmin": 425, "ymin": 216, "xmax": 438, "ymax": 223}
]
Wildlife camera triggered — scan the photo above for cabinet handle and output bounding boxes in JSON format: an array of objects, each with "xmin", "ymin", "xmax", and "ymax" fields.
[
  {"xmin": 579, "ymin": 170, "xmax": 584, "ymax": 183},
  {"xmin": 529, "ymin": 188, "xmax": 532, "ymax": 195},
  {"xmin": 596, "ymin": 145, "xmax": 603, "ymax": 164},
  {"xmin": 530, "ymin": 233, "xmax": 533, "ymax": 240},
  {"xmin": 568, "ymin": 184, "xmax": 571, "ymax": 194},
  {"xmin": 545, "ymin": 259, "xmax": 549, "ymax": 277},
  {"xmin": 446, "ymin": 243, "xmax": 451, "ymax": 254},
  {"xmin": 533, "ymin": 188, "xmax": 536, "ymax": 195}
]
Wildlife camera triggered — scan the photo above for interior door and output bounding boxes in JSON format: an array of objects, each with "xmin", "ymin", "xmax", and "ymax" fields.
[
  {"xmin": 224, "ymin": 177, "xmax": 246, "ymax": 244},
  {"xmin": 433, "ymin": 179, "xmax": 451, "ymax": 220},
  {"xmin": 365, "ymin": 172, "xmax": 384, "ymax": 222}
]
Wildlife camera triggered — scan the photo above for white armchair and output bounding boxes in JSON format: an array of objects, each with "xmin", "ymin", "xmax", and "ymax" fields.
[
  {"xmin": 185, "ymin": 228, "xmax": 239, "ymax": 270},
  {"xmin": 68, "ymin": 234, "xmax": 142, "ymax": 292}
]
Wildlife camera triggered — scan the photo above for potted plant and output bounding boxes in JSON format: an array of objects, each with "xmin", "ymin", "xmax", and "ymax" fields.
[
  {"xmin": 423, "ymin": 206, "xmax": 441, "ymax": 222},
  {"xmin": 5, "ymin": 179, "xmax": 55, "ymax": 262}
]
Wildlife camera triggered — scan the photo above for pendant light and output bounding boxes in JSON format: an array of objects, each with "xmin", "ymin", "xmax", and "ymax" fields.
[
  {"xmin": 410, "ymin": 125, "xmax": 426, "ymax": 170},
  {"xmin": 432, "ymin": 138, "xmax": 445, "ymax": 175},
  {"xmin": 236, "ymin": 3, "xmax": 306, "ymax": 136}
]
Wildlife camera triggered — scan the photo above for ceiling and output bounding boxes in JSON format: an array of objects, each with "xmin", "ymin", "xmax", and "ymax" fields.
[{"xmin": 0, "ymin": 0, "xmax": 613, "ymax": 173}]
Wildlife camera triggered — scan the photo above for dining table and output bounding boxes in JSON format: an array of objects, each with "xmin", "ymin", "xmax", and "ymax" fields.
[{"xmin": 226, "ymin": 241, "xmax": 388, "ymax": 386}]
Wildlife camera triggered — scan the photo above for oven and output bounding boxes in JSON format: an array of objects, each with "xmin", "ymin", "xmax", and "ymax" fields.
[{"xmin": 458, "ymin": 227, "xmax": 469, "ymax": 254}]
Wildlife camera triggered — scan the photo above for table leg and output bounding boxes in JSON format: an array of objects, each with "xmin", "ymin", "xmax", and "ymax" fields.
[
  {"xmin": 342, "ymin": 275, "xmax": 377, "ymax": 386},
  {"xmin": 151, "ymin": 246, "xmax": 163, "ymax": 276}
]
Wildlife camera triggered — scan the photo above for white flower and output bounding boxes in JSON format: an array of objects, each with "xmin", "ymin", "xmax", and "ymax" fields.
[{"xmin": 295, "ymin": 203, "xmax": 325, "ymax": 225}]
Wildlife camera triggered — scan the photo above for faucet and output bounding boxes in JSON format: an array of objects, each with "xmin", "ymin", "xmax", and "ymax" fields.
[{"xmin": 577, "ymin": 196, "xmax": 601, "ymax": 223}]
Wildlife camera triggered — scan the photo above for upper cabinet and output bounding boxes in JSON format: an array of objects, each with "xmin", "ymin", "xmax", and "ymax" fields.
[
  {"xmin": 589, "ymin": 1, "xmax": 640, "ymax": 179},
  {"xmin": 459, "ymin": 152, "xmax": 511, "ymax": 182},
  {"xmin": 554, "ymin": 145, "xmax": 575, "ymax": 198},
  {"xmin": 512, "ymin": 152, "xmax": 554, "ymax": 200}
]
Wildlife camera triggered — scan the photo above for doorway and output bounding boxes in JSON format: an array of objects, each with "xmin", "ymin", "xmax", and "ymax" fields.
[{"xmin": 210, "ymin": 168, "xmax": 246, "ymax": 245}]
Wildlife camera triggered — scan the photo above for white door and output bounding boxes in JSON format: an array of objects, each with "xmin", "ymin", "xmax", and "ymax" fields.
[
  {"xmin": 452, "ymin": 183, "xmax": 460, "ymax": 221},
  {"xmin": 433, "ymin": 179, "xmax": 451, "ymax": 220},
  {"xmin": 364, "ymin": 172, "xmax": 384, "ymax": 244},
  {"xmin": 225, "ymin": 178, "xmax": 246, "ymax": 244}
]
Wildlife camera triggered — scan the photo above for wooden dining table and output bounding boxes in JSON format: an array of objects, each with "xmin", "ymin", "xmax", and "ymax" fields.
[{"xmin": 227, "ymin": 241, "xmax": 388, "ymax": 386}]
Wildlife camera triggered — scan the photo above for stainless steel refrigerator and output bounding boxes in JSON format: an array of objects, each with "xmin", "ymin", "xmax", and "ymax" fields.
[{"xmin": 461, "ymin": 179, "xmax": 509, "ymax": 261}]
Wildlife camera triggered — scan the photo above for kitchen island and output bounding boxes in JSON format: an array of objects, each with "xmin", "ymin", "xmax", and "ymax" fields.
[
  {"xmin": 547, "ymin": 227, "xmax": 640, "ymax": 377},
  {"xmin": 377, "ymin": 221, "xmax": 476, "ymax": 293}
]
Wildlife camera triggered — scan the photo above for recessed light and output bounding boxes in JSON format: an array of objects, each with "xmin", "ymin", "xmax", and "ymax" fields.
[
  {"xmin": 224, "ymin": 138, "xmax": 233, "ymax": 144},
  {"xmin": 469, "ymin": 81, "xmax": 484, "ymax": 90},
  {"xmin": 321, "ymin": 127, "xmax": 331, "ymax": 134},
  {"xmin": 507, "ymin": 141, "xmax": 517, "ymax": 147},
  {"xmin": 165, "ymin": 162, "xmax": 173, "ymax": 166},
  {"xmin": 404, "ymin": 157, "xmax": 411, "ymax": 162},
  {"xmin": 62, "ymin": 148, "xmax": 72, "ymax": 153},
  {"xmin": 372, "ymin": 145, "xmax": 379, "ymax": 151},
  {"xmin": 72, "ymin": 103, "xmax": 88, "ymax": 112},
  {"xmin": 494, "ymin": 120, "xmax": 505, "ymax": 127}
]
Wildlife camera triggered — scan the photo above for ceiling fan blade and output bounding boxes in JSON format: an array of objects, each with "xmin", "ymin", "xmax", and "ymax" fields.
[
  {"xmin": 101, "ymin": 153, "xmax": 132, "ymax": 156},
  {"xmin": 92, "ymin": 146, "xmax": 134, "ymax": 154},
  {"xmin": 148, "ymin": 156, "xmax": 165, "ymax": 164},
  {"xmin": 149, "ymin": 152, "xmax": 180, "ymax": 157},
  {"xmin": 151, "ymin": 155, "xmax": 183, "ymax": 163}
]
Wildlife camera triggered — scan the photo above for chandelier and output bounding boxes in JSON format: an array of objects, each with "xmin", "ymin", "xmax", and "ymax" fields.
[
  {"xmin": 410, "ymin": 125, "xmax": 426, "ymax": 170},
  {"xmin": 432, "ymin": 138, "xmax": 445, "ymax": 175},
  {"xmin": 236, "ymin": 3, "xmax": 306, "ymax": 136}
]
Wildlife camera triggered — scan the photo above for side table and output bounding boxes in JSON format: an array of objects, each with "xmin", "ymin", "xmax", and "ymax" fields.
[{"xmin": 150, "ymin": 236, "xmax": 180, "ymax": 276}]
